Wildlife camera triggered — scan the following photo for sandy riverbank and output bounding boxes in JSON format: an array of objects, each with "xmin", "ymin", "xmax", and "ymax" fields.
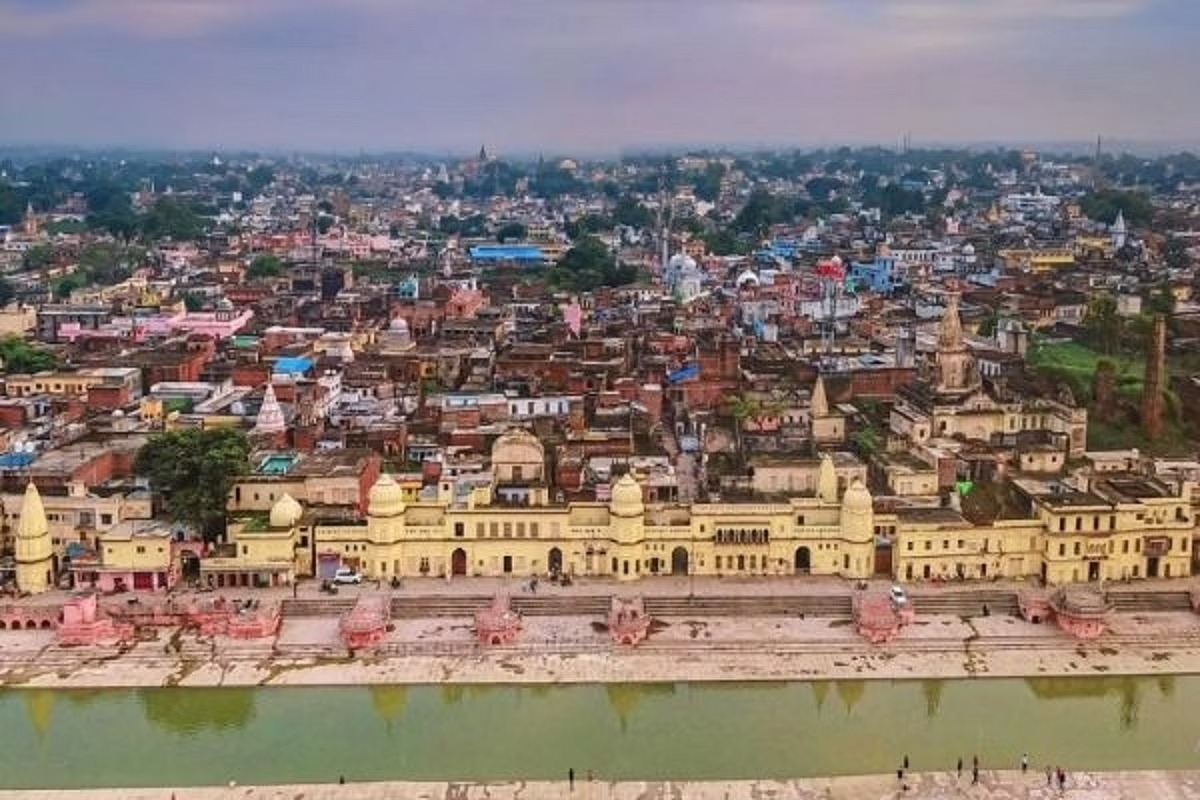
[{"xmin": 1, "ymin": 769, "xmax": 1197, "ymax": 799}]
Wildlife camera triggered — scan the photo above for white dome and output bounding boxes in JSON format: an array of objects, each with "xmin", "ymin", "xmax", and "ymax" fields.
[
  {"xmin": 962, "ymin": 243, "xmax": 976, "ymax": 255},
  {"xmin": 368, "ymin": 473, "xmax": 405, "ymax": 517},
  {"xmin": 736, "ymin": 269, "xmax": 760, "ymax": 287},
  {"xmin": 668, "ymin": 252, "xmax": 697, "ymax": 272},
  {"xmin": 269, "ymin": 493, "xmax": 303, "ymax": 528},
  {"xmin": 389, "ymin": 316, "xmax": 409, "ymax": 332}
]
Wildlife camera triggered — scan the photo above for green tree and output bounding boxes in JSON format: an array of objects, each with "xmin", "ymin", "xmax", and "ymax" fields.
[
  {"xmin": 141, "ymin": 198, "xmax": 204, "ymax": 241},
  {"xmin": 612, "ymin": 195, "xmax": 652, "ymax": 229},
  {"xmin": 21, "ymin": 245, "xmax": 54, "ymax": 271},
  {"xmin": 495, "ymin": 222, "xmax": 527, "ymax": 243},
  {"xmin": 0, "ymin": 182, "xmax": 21, "ymax": 225},
  {"xmin": 0, "ymin": 335, "xmax": 56, "ymax": 373},
  {"xmin": 692, "ymin": 162, "xmax": 726, "ymax": 202},
  {"xmin": 1079, "ymin": 189, "xmax": 1153, "ymax": 226},
  {"xmin": 181, "ymin": 293, "xmax": 204, "ymax": 312},
  {"xmin": 546, "ymin": 235, "xmax": 636, "ymax": 292},
  {"xmin": 134, "ymin": 428, "xmax": 251, "ymax": 540},
  {"xmin": 1163, "ymin": 236, "xmax": 1192, "ymax": 270},
  {"xmin": 246, "ymin": 253, "xmax": 283, "ymax": 279},
  {"xmin": 1084, "ymin": 294, "xmax": 1121, "ymax": 355}
]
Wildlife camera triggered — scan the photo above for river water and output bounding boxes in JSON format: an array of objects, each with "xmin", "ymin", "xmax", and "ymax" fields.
[{"xmin": 1, "ymin": 676, "xmax": 1197, "ymax": 788}]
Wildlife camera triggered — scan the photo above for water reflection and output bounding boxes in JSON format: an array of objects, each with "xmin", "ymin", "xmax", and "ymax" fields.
[
  {"xmin": 369, "ymin": 686, "xmax": 408, "ymax": 730},
  {"xmin": 606, "ymin": 683, "xmax": 675, "ymax": 730},
  {"xmin": 811, "ymin": 681, "xmax": 829, "ymax": 716},
  {"xmin": 24, "ymin": 689, "xmax": 55, "ymax": 739},
  {"xmin": 920, "ymin": 679, "xmax": 944, "ymax": 718},
  {"xmin": 1024, "ymin": 677, "xmax": 1143, "ymax": 731},
  {"xmin": 835, "ymin": 680, "xmax": 865, "ymax": 715},
  {"xmin": 140, "ymin": 688, "xmax": 256, "ymax": 734}
]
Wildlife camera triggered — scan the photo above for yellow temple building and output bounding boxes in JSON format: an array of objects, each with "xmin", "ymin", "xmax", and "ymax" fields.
[{"xmin": 220, "ymin": 428, "xmax": 1197, "ymax": 588}]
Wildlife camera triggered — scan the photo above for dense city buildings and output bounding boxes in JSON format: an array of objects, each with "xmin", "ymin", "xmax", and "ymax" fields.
[{"xmin": 1, "ymin": 145, "xmax": 1200, "ymax": 596}]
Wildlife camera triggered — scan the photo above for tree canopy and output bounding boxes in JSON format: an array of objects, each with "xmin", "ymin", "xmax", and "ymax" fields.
[
  {"xmin": 0, "ymin": 335, "xmax": 56, "ymax": 373},
  {"xmin": 546, "ymin": 235, "xmax": 637, "ymax": 293},
  {"xmin": 246, "ymin": 253, "xmax": 283, "ymax": 279},
  {"xmin": 1080, "ymin": 189, "xmax": 1153, "ymax": 226},
  {"xmin": 134, "ymin": 428, "xmax": 251, "ymax": 540}
]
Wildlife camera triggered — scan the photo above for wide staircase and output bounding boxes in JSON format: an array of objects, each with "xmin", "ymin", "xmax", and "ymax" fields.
[
  {"xmin": 909, "ymin": 590, "xmax": 1020, "ymax": 617},
  {"xmin": 281, "ymin": 594, "xmax": 855, "ymax": 619},
  {"xmin": 281, "ymin": 598, "xmax": 356, "ymax": 618},
  {"xmin": 1106, "ymin": 589, "xmax": 1192, "ymax": 613},
  {"xmin": 644, "ymin": 595, "xmax": 851, "ymax": 618}
]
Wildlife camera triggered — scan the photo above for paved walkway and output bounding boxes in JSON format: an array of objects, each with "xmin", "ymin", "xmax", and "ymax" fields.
[{"xmin": 5, "ymin": 771, "xmax": 1200, "ymax": 799}]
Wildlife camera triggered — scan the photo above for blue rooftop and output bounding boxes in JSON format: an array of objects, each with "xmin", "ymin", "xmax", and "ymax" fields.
[
  {"xmin": 273, "ymin": 356, "xmax": 313, "ymax": 375},
  {"xmin": 469, "ymin": 244, "xmax": 547, "ymax": 263},
  {"xmin": 0, "ymin": 452, "xmax": 35, "ymax": 469}
]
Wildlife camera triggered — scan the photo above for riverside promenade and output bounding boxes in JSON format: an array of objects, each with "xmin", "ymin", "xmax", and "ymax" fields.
[{"xmin": 3, "ymin": 771, "xmax": 1200, "ymax": 799}]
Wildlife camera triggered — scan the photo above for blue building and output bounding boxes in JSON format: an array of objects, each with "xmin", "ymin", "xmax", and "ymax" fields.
[
  {"xmin": 849, "ymin": 255, "xmax": 908, "ymax": 295},
  {"xmin": 468, "ymin": 244, "xmax": 548, "ymax": 265}
]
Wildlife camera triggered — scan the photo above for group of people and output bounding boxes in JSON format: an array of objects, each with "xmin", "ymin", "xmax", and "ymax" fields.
[{"xmin": 896, "ymin": 752, "xmax": 1069, "ymax": 791}]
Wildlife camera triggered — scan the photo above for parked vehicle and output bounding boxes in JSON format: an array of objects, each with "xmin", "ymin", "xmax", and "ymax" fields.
[
  {"xmin": 332, "ymin": 568, "xmax": 362, "ymax": 585},
  {"xmin": 890, "ymin": 585, "xmax": 908, "ymax": 606}
]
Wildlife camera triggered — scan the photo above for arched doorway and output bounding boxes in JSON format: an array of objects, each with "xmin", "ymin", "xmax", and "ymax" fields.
[
  {"xmin": 451, "ymin": 548, "xmax": 467, "ymax": 576},
  {"xmin": 180, "ymin": 551, "xmax": 201, "ymax": 583},
  {"xmin": 670, "ymin": 547, "xmax": 689, "ymax": 575},
  {"xmin": 794, "ymin": 546, "xmax": 811, "ymax": 574},
  {"xmin": 548, "ymin": 547, "xmax": 563, "ymax": 576}
]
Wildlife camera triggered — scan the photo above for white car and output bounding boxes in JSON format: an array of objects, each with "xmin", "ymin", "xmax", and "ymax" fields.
[
  {"xmin": 890, "ymin": 585, "xmax": 908, "ymax": 606},
  {"xmin": 332, "ymin": 568, "xmax": 362, "ymax": 585}
]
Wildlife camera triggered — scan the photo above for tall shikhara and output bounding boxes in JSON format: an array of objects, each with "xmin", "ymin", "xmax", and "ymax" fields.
[{"xmin": 1141, "ymin": 314, "xmax": 1166, "ymax": 440}]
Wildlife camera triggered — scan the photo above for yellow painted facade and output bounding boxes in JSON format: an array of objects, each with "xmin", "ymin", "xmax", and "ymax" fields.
[{"xmin": 221, "ymin": 433, "xmax": 1198, "ymax": 590}]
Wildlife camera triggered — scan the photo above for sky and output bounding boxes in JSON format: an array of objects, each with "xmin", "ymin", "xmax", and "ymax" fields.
[{"xmin": 0, "ymin": 0, "xmax": 1197, "ymax": 155}]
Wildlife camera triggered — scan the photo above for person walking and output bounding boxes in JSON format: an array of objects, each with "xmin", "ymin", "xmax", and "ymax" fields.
[
  {"xmin": 1046, "ymin": 766, "xmax": 1053, "ymax": 786},
  {"xmin": 568, "ymin": 767, "xmax": 574, "ymax": 791},
  {"xmin": 972, "ymin": 765, "xmax": 979, "ymax": 785},
  {"xmin": 956, "ymin": 757, "xmax": 962, "ymax": 778},
  {"xmin": 1021, "ymin": 753, "xmax": 1029, "ymax": 774}
]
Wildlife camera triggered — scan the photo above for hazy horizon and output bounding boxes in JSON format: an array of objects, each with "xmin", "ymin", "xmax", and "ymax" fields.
[{"xmin": 1, "ymin": 0, "xmax": 1197, "ymax": 154}]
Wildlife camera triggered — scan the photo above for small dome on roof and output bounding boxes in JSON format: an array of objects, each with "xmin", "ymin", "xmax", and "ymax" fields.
[
  {"xmin": 368, "ymin": 473, "xmax": 405, "ymax": 517},
  {"xmin": 269, "ymin": 493, "xmax": 303, "ymax": 528},
  {"xmin": 668, "ymin": 252, "xmax": 697, "ymax": 272},
  {"xmin": 841, "ymin": 478, "xmax": 873, "ymax": 513},
  {"xmin": 609, "ymin": 473, "xmax": 645, "ymax": 518}
]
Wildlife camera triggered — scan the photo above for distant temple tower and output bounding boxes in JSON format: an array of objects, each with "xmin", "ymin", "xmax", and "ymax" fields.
[
  {"xmin": 15, "ymin": 482, "xmax": 53, "ymax": 594},
  {"xmin": 1111, "ymin": 210, "xmax": 1128, "ymax": 251},
  {"xmin": 1141, "ymin": 314, "xmax": 1166, "ymax": 440},
  {"xmin": 935, "ymin": 292, "xmax": 974, "ymax": 394},
  {"xmin": 253, "ymin": 384, "xmax": 287, "ymax": 437},
  {"xmin": 22, "ymin": 202, "xmax": 38, "ymax": 236}
]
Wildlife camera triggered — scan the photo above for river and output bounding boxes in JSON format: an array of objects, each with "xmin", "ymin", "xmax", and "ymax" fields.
[{"xmin": 1, "ymin": 676, "xmax": 1196, "ymax": 788}]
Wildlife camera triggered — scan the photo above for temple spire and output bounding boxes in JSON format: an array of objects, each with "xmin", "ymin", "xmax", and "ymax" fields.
[
  {"xmin": 15, "ymin": 482, "xmax": 53, "ymax": 594},
  {"xmin": 253, "ymin": 384, "xmax": 286, "ymax": 435}
]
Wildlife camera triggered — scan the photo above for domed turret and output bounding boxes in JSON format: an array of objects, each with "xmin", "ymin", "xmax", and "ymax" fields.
[
  {"xmin": 269, "ymin": 493, "xmax": 303, "ymax": 528},
  {"xmin": 609, "ymin": 473, "xmax": 645, "ymax": 519},
  {"xmin": 368, "ymin": 473, "xmax": 406, "ymax": 518},
  {"xmin": 840, "ymin": 478, "xmax": 874, "ymax": 543}
]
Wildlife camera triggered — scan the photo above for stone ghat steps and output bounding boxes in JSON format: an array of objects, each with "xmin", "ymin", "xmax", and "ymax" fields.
[
  {"xmin": 282, "ymin": 595, "xmax": 859, "ymax": 619},
  {"xmin": 909, "ymin": 590, "xmax": 1020, "ymax": 617},
  {"xmin": 1106, "ymin": 590, "xmax": 1192, "ymax": 612},
  {"xmin": 280, "ymin": 599, "xmax": 357, "ymax": 618},
  {"xmin": 644, "ymin": 596, "xmax": 852, "ymax": 617}
]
